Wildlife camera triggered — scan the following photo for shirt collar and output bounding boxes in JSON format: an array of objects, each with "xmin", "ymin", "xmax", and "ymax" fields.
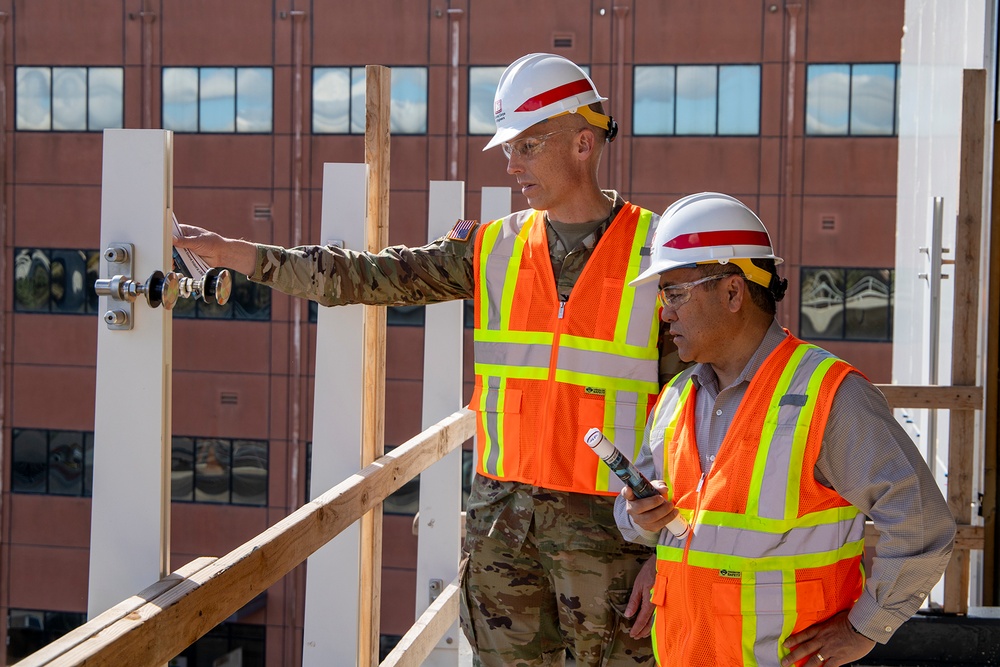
[{"xmin": 691, "ymin": 319, "xmax": 787, "ymax": 393}]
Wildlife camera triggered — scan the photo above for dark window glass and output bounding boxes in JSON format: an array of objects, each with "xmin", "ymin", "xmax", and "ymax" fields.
[
  {"xmin": 12, "ymin": 429, "xmax": 47, "ymax": 493},
  {"xmin": 806, "ymin": 63, "xmax": 899, "ymax": 136},
  {"xmin": 14, "ymin": 248, "xmax": 100, "ymax": 314},
  {"xmin": 800, "ymin": 267, "xmax": 893, "ymax": 341},
  {"xmin": 171, "ymin": 436, "xmax": 195, "ymax": 502},
  {"xmin": 232, "ymin": 439, "xmax": 268, "ymax": 505},
  {"xmin": 7, "ymin": 609, "xmax": 87, "ymax": 664},
  {"xmin": 170, "ymin": 622, "xmax": 265, "ymax": 667},
  {"xmin": 173, "ymin": 436, "xmax": 267, "ymax": 506},
  {"xmin": 16, "ymin": 66, "xmax": 123, "ymax": 132},
  {"xmin": 171, "ymin": 272, "xmax": 271, "ymax": 321},
  {"xmin": 195, "ymin": 438, "xmax": 231, "ymax": 504},
  {"xmin": 48, "ymin": 431, "xmax": 86, "ymax": 496},
  {"xmin": 307, "ymin": 301, "xmax": 428, "ymax": 327},
  {"xmin": 12, "ymin": 429, "xmax": 93, "ymax": 496},
  {"xmin": 163, "ymin": 66, "xmax": 273, "ymax": 134}
]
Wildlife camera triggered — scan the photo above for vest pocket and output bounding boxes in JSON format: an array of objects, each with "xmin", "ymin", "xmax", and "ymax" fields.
[
  {"xmin": 470, "ymin": 384, "xmax": 523, "ymax": 477},
  {"xmin": 711, "ymin": 578, "xmax": 826, "ymax": 663}
]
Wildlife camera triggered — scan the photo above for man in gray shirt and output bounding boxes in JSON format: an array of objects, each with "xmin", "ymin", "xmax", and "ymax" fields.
[{"xmin": 613, "ymin": 192, "xmax": 955, "ymax": 667}]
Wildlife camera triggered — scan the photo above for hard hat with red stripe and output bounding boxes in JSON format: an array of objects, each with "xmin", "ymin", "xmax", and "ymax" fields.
[
  {"xmin": 630, "ymin": 192, "xmax": 782, "ymax": 287},
  {"xmin": 483, "ymin": 53, "xmax": 617, "ymax": 151}
]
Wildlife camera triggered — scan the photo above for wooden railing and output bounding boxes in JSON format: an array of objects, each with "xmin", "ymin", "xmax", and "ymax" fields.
[
  {"xmin": 13, "ymin": 384, "xmax": 985, "ymax": 666},
  {"xmin": 13, "ymin": 409, "xmax": 475, "ymax": 667}
]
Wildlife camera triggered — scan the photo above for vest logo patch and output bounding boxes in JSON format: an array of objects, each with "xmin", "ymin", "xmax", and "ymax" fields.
[
  {"xmin": 584, "ymin": 387, "xmax": 606, "ymax": 396},
  {"xmin": 719, "ymin": 569, "xmax": 741, "ymax": 579}
]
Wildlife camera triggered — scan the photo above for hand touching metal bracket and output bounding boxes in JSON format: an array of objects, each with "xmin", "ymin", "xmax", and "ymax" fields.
[{"xmin": 94, "ymin": 243, "xmax": 232, "ymax": 331}]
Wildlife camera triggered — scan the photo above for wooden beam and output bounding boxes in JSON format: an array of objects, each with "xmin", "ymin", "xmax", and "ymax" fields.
[
  {"xmin": 875, "ymin": 384, "xmax": 982, "ymax": 410},
  {"xmin": 380, "ymin": 580, "xmax": 461, "ymax": 667},
  {"xmin": 14, "ymin": 558, "xmax": 217, "ymax": 667},
  {"xmin": 37, "ymin": 409, "xmax": 475, "ymax": 667},
  {"xmin": 943, "ymin": 68, "xmax": 986, "ymax": 615},
  {"xmin": 866, "ymin": 523, "xmax": 984, "ymax": 551},
  {"xmin": 360, "ymin": 64, "xmax": 391, "ymax": 667}
]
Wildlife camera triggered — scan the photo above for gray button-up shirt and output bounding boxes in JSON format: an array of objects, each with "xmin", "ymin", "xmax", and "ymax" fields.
[{"xmin": 615, "ymin": 320, "xmax": 956, "ymax": 644}]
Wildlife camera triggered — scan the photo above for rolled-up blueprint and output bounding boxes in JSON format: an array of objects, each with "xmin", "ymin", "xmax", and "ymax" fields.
[{"xmin": 584, "ymin": 427, "xmax": 690, "ymax": 539}]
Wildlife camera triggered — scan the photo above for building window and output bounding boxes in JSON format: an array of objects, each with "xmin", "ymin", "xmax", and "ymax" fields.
[
  {"xmin": 7, "ymin": 609, "xmax": 87, "ymax": 664},
  {"xmin": 14, "ymin": 248, "xmax": 100, "ymax": 314},
  {"xmin": 171, "ymin": 436, "xmax": 268, "ymax": 506},
  {"xmin": 307, "ymin": 301, "xmax": 427, "ymax": 326},
  {"xmin": 162, "ymin": 67, "xmax": 273, "ymax": 133},
  {"xmin": 306, "ymin": 443, "xmax": 474, "ymax": 513},
  {"xmin": 171, "ymin": 272, "xmax": 271, "ymax": 320},
  {"xmin": 800, "ymin": 268, "xmax": 893, "ymax": 341},
  {"xmin": 11, "ymin": 429, "xmax": 94, "ymax": 496},
  {"xmin": 468, "ymin": 66, "xmax": 506, "ymax": 135},
  {"xmin": 312, "ymin": 66, "xmax": 427, "ymax": 134},
  {"xmin": 806, "ymin": 63, "xmax": 899, "ymax": 135},
  {"xmin": 16, "ymin": 66, "xmax": 123, "ymax": 131},
  {"xmin": 170, "ymin": 622, "xmax": 265, "ymax": 667},
  {"xmin": 633, "ymin": 64, "xmax": 761, "ymax": 136}
]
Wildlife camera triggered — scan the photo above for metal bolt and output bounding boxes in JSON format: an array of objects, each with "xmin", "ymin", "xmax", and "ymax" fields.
[
  {"xmin": 104, "ymin": 310, "xmax": 128, "ymax": 326},
  {"xmin": 105, "ymin": 246, "xmax": 128, "ymax": 263}
]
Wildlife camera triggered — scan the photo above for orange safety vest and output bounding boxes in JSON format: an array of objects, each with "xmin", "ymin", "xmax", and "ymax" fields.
[
  {"xmin": 648, "ymin": 334, "xmax": 866, "ymax": 667},
  {"xmin": 468, "ymin": 203, "xmax": 661, "ymax": 494}
]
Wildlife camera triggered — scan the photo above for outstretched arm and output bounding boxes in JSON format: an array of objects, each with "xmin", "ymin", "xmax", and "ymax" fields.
[{"xmin": 174, "ymin": 224, "xmax": 257, "ymax": 276}]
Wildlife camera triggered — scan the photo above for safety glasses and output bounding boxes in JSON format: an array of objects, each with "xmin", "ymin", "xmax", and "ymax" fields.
[
  {"xmin": 501, "ymin": 128, "xmax": 581, "ymax": 159},
  {"xmin": 657, "ymin": 273, "xmax": 737, "ymax": 309}
]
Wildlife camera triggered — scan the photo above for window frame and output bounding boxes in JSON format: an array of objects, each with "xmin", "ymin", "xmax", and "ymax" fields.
[
  {"xmin": 15, "ymin": 66, "xmax": 124, "ymax": 132},
  {"xmin": 161, "ymin": 66, "xmax": 274, "ymax": 134},
  {"xmin": 632, "ymin": 63, "xmax": 762, "ymax": 137},
  {"xmin": 799, "ymin": 266, "xmax": 894, "ymax": 342},
  {"xmin": 805, "ymin": 62, "xmax": 900, "ymax": 136}
]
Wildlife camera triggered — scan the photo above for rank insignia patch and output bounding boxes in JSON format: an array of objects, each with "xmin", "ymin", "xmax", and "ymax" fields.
[{"xmin": 447, "ymin": 219, "xmax": 478, "ymax": 242}]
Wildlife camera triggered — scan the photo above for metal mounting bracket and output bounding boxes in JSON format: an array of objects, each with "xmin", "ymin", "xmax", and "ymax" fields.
[{"xmin": 101, "ymin": 243, "xmax": 134, "ymax": 331}]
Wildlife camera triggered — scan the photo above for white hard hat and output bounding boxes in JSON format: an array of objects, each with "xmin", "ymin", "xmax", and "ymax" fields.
[
  {"xmin": 630, "ymin": 192, "xmax": 783, "ymax": 287},
  {"xmin": 483, "ymin": 53, "xmax": 616, "ymax": 151}
]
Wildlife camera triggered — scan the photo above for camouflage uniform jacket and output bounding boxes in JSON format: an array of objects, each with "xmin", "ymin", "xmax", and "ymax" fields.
[{"xmin": 250, "ymin": 190, "xmax": 684, "ymax": 553}]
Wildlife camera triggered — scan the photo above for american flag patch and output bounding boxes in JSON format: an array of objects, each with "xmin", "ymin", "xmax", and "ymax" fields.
[{"xmin": 447, "ymin": 219, "xmax": 478, "ymax": 242}]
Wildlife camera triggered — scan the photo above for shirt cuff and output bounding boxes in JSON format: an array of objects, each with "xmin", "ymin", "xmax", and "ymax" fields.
[
  {"xmin": 848, "ymin": 590, "xmax": 924, "ymax": 644},
  {"xmin": 251, "ymin": 244, "xmax": 283, "ymax": 282}
]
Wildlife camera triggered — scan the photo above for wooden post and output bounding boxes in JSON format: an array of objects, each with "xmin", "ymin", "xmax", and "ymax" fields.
[
  {"xmin": 360, "ymin": 64, "xmax": 390, "ymax": 667},
  {"xmin": 943, "ymin": 69, "xmax": 985, "ymax": 614}
]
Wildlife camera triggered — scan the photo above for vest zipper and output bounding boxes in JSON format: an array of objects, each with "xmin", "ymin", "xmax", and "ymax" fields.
[{"xmin": 538, "ymin": 297, "xmax": 567, "ymax": 483}]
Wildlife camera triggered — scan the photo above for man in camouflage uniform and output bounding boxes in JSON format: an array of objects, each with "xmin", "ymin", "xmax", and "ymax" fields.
[{"xmin": 176, "ymin": 53, "xmax": 683, "ymax": 666}]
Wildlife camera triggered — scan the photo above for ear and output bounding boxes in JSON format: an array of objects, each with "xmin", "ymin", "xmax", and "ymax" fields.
[
  {"xmin": 575, "ymin": 127, "xmax": 598, "ymax": 159},
  {"xmin": 724, "ymin": 274, "xmax": 746, "ymax": 313}
]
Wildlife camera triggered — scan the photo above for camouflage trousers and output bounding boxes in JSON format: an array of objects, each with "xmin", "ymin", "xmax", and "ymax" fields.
[{"xmin": 459, "ymin": 480, "xmax": 655, "ymax": 667}]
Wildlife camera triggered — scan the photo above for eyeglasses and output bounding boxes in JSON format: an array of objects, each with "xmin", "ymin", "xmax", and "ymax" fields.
[
  {"xmin": 501, "ymin": 128, "xmax": 580, "ymax": 159},
  {"xmin": 657, "ymin": 273, "xmax": 737, "ymax": 309}
]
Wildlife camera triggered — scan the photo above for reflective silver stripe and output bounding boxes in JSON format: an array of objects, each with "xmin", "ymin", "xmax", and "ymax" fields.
[
  {"xmin": 757, "ymin": 345, "xmax": 838, "ymax": 521},
  {"xmin": 556, "ymin": 346, "xmax": 658, "ymax": 383},
  {"xmin": 613, "ymin": 390, "xmax": 642, "ymax": 458},
  {"xmin": 481, "ymin": 212, "xmax": 532, "ymax": 331},
  {"xmin": 624, "ymin": 210, "xmax": 661, "ymax": 348},
  {"xmin": 753, "ymin": 570, "xmax": 785, "ymax": 667},
  {"xmin": 691, "ymin": 515, "xmax": 865, "ymax": 559},
  {"xmin": 475, "ymin": 340, "xmax": 551, "ymax": 369}
]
